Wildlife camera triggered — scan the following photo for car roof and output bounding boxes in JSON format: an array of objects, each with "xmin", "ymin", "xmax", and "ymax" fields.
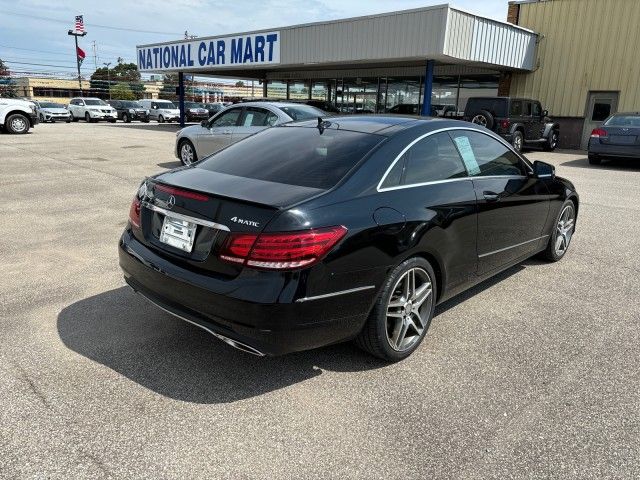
[
  {"xmin": 609, "ymin": 112, "xmax": 640, "ymax": 116},
  {"xmin": 288, "ymin": 115, "xmax": 461, "ymax": 135}
]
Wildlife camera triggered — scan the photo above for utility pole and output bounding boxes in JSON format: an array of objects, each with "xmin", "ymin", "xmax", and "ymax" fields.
[
  {"xmin": 103, "ymin": 62, "xmax": 112, "ymax": 100},
  {"xmin": 92, "ymin": 41, "xmax": 98, "ymax": 70},
  {"xmin": 68, "ymin": 28, "xmax": 87, "ymax": 94}
]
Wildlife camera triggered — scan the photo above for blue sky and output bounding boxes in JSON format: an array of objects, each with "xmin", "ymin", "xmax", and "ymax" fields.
[{"xmin": 0, "ymin": 0, "xmax": 507, "ymax": 80}]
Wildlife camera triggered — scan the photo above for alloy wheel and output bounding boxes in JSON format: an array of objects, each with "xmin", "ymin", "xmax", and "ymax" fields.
[
  {"xmin": 180, "ymin": 142, "xmax": 194, "ymax": 165},
  {"xmin": 471, "ymin": 114, "xmax": 487, "ymax": 127},
  {"xmin": 386, "ymin": 267, "xmax": 433, "ymax": 352},
  {"xmin": 10, "ymin": 116, "xmax": 28, "ymax": 133},
  {"xmin": 555, "ymin": 204, "xmax": 575, "ymax": 257},
  {"xmin": 514, "ymin": 134, "xmax": 523, "ymax": 151}
]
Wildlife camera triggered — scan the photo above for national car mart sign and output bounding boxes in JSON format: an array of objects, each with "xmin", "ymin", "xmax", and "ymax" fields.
[{"xmin": 137, "ymin": 32, "xmax": 280, "ymax": 71}]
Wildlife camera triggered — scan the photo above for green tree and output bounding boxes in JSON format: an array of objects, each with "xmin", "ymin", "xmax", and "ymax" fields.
[
  {"xmin": 0, "ymin": 59, "xmax": 18, "ymax": 98},
  {"xmin": 110, "ymin": 82, "xmax": 135, "ymax": 100},
  {"xmin": 90, "ymin": 62, "xmax": 143, "ymax": 99},
  {"xmin": 235, "ymin": 80, "xmax": 245, "ymax": 87}
]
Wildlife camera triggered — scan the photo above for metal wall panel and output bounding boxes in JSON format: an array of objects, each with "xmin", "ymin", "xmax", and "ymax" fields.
[
  {"xmin": 280, "ymin": 6, "xmax": 449, "ymax": 64},
  {"xmin": 444, "ymin": 9, "xmax": 537, "ymax": 70},
  {"xmin": 510, "ymin": 0, "xmax": 640, "ymax": 117}
]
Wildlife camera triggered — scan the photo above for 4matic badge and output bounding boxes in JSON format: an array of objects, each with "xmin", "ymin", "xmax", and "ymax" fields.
[{"xmin": 230, "ymin": 216, "xmax": 260, "ymax": 227}]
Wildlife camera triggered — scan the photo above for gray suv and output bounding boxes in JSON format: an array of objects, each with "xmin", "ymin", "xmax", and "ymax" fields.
[{"xmin": 464, "ymin": 97, "xmax": 559, "ymax": 152}]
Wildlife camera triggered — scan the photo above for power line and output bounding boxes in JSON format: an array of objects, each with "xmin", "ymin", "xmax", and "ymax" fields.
[{"xmin": 3, "ymin": 11, "xmax": 183, "ymax": 36}]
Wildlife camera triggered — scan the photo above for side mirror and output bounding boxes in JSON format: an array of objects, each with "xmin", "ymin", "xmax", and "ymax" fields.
[
  {"xmin": 533, "ymin": 160, "xmax": 555, "ymax": 179},
  {"xmin": 542, "ymin": 109, "xmax": 549, "ymax": 118},
  {"xmin": 200, "ymin": 120, "xmax": 207, "ymax": 127}
]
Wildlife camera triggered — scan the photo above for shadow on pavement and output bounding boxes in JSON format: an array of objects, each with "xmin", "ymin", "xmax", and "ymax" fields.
[
  {"xmin": 157, "ymin": 161, "xmax": 182, "ymax": 169},
  {"xmin": 560, "ymin": 157, "xmax": 640, "ymax": 171},
  {"xmin": 57, "ymin": 286, "xmax": 387, "ymax": 404},
  {"xmin": 58, "ymin": 259, "xmax": 540, "ymax": 404},
  {"xmin": 103, "ymin": 122, "xmax": 197, "ymax": 132}
]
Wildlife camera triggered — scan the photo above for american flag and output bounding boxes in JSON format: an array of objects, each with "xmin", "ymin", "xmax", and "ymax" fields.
[{"xmin": 75, "ymin": 15, "xmax": 84, "ymax": 34}]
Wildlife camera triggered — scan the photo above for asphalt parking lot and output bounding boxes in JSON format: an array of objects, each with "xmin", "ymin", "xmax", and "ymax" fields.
[{"xmin": 1, "ymin": 122, "xmax": 639, "ymax": 479}]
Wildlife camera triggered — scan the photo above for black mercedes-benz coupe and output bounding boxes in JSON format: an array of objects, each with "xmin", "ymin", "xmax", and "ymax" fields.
[{"xmin": 119, "ymin": 116, "xmax": 579, "ymax": 361}]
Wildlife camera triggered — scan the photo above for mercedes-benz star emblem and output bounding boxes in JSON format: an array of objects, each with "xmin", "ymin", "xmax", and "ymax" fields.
[{"xmin": 167, "ymin": 195, "xmax": 176, "ymax": 209}]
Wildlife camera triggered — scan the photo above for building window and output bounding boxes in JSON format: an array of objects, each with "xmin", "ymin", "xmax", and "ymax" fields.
[
  {"xmin": 288, "ymin": 80, "xmax": 309, "ymax": 100},
  {"xmin": 266, "ymin": 80, "xmax": 287, "ymax": 99},
  {"xmin": 384, "ymin": 77, "xmax": 421, "ymax": 114}
]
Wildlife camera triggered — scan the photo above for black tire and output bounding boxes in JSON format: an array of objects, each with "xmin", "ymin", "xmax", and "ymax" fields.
[
  {"xmin": 178, "ymin": 139, "xmax": 198, "ymax": 166},
  {"xmin": 65, "ymin": 119, "xmax": 71, "ymax": 123},
  {"xmin": 5, "ymin": 113, "xmax": 30, "ymax": 134},
  {"xmin": 158, "ymin": 115, "xmax": 165, "ymax": 123},
  {"xmin": 39, "ymin": 113, "xmax": 45, "ymax": 123},
  {"xmin": 543, "ymin": 130, "xmax": 559, "ymax": 151},
  {"xmin": 540, "ymin": 199, "xmax": 577, "ymax": 262},
  {"xmin": 84, "ymin": 112, "xmax": 92, "ymax": 123},
  {"xmin": 511, "ymin": 130, "xmax": 524, "ymax": 152},
  {"xmin": 588, "ymin": 154, "xmax": 601, "ymax": 165},
  {"xmin": 109, "ymin": 118, "xmax": 117, "ymax": 123},
  {"xmin": 142, "ymin": 119, "xmax": 150, "ymax": 123},
  {"xmin": 470, "ymin": 109, "xmax": 495, "ymax": 130},
  {"xmin": 122, "ymin": 113, "xmax": 130, "ymax": 123},
  {"xmin": 355, "ymin": 257, "xmax": 437, "ymax": 362},
  {"xmin": 70, "ymin": 112, "xmax": 79, "ymax": 122}
]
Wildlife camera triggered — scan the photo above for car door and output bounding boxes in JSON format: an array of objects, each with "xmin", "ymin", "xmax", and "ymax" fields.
[
  {"xmin": 448, "ymin": 129, "xmax": 551, "ymax": 275},
  {"xmin": 233, "ymin": 107, "xmax": 279, "ymax": 142},
  {"xmin": 378, "ymin": 131, "xmax": 478, "ymax": 294},
  {"xmin": 69, "ymin": 99, "xmax": 82, "ymax": 116},
  {"xmin": 196, "ymin": 107, "xmax": 243, "ymax": 157}
]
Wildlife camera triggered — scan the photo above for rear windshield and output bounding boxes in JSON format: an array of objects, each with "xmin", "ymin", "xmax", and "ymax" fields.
[
  {"xmin": 465, "ymin": 98, "xmax": 507, "ymax": 116},
  {"xmin": 604, "ymin": 115, "xmax": 640, "ymax": 127},
  {"xmin": 197, "ymin": 126, "xmax": 383, "ymax": 189},
  {"xmin": 278, "ymin": 105, "xmax": 325, "ymax": 121}
]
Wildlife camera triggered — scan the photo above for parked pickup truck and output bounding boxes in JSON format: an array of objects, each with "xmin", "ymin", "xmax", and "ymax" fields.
[{"xmin": 0, "ymin": 98, "xmax": 39, "ymax": 134}]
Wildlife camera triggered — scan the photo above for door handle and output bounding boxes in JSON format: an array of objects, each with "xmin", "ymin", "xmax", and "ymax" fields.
[{"xmin": 483, "ymin": 191, "xmax": 500, "ymax": 202}]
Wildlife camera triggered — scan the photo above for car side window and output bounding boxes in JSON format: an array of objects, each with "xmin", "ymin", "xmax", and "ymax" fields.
[
  {"xmin": 449, "ymin": 130, "xmax": 526, "ymax": 177},
  {"xmin": 381, "ymin": 132, "xmax": 467, "ymax": 188},
  {"xmin": 524, "ymin": 102, "xmax": 532, "ymax": 116},
  {"xmin": 510, "ymin": 100, "xmax": 522, "ymax": 116},
  {"xmin": 211, "ymin": 108, "xmax": 242, "ymax": 127},
  {"xmin": 241, "ymin": 107, "xmax": 273, "ymax": 127},
  {"xmin": 531, "ymin": 102, "xmax": 541, "ymax": 117}
]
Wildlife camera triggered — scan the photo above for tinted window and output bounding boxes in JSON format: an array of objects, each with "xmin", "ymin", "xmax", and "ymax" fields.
[
  {"xmin": 510, "ymin": 101, "xmax": 523, "ymax": 116},
  {"xmin": 157, "ymin": 102, "xmax": 176, "ymax": 109},
  {"xmin": 449, "ymin": 130, "xmax": 525, "ymax": 177},
  {"xmin": 532, "ymin": 102, "xmax": 541, "ymax": 117},
  {"xmin": 198, "ymin": 127, "xmax": 382, "ymax": 189},
  {"xmin": 278, "ymin": 105, "xmax": 325, "ymax": 121},
  {"xmin": 465, "ymin": 98, "xmax": 508, "ymax": 117},
  {"xmin": 211, "ymin": 108, "xmax": 242, "ymax": 127},
  {"xmin": 397, "ymin": 132, "xmax": 467, "ymax": 186},
  {"xmin": 604, "ymin": 115, "xmax": 640, "ymax": 127}
]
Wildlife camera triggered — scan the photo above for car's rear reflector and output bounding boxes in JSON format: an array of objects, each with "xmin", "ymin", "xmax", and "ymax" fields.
[
  {"xmin": 219, "ymin": 226, "xmax": 348, "ymax": 270},
  {"xmin": 155, "ymin": 183, "xmax": 209, "ymax": 201},
  {"xmin": 129, "ymin": 196, "xmax": 141, "ymax": 228},
  {"xmin": 591, "ymin": 128, "xmax": 608, "ymax": 138}
]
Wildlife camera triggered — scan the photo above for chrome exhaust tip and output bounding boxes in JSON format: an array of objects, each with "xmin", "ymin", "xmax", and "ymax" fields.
[{"xmin": 213, "ymin": 333, "xmax": 265, "ymax": 357}]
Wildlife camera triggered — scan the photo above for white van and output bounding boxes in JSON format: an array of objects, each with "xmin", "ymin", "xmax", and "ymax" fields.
[{"xmin": 138, "ymin": 99, "xmax": 180, "ymax": 123}]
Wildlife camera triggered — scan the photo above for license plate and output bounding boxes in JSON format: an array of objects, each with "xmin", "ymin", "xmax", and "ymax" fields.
[
  {"xmin": 609, "ymin": 135, "xmax": 637, "ymax": 145},
  {"xmin": 160, "ymin": 215, "xmax": 197, "ymax": 252}
]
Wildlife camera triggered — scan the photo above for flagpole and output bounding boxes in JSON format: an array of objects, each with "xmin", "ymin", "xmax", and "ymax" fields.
[{"xmin": 68, "ymin": 27, "xmax": 87, "ymax": 96}]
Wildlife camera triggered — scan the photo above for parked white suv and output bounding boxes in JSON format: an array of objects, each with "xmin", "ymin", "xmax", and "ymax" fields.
[
  {"xmin": 0, "ymin": 97, "xmax": 38, "ymax": 134},
  {"xmin": 68, "ymin": 97, "xmax": 117, "ymax": 123}
]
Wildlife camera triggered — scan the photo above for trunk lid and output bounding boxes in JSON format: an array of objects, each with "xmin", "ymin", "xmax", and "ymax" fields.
[
  {"xmin": 135, "ymin": 168, "xmax": 324, "ymax": 276},
  {"xmin": 600, "ymin": 126, "xmax": 640, "ymax": 145}
]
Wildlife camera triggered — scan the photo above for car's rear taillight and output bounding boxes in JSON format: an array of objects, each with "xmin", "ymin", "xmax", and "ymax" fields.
[
  {"xmin": 500, "ymin": 119, "xmax": 510, "ymax": 130},
  {"xmin": 591, "ymin": 128, "xmax": 608, "ymax": 138},
  {"xmin": 129, "ymin": 196, "xmax": 141, "ymax": 228},
  {"xmin": 219, "ymin": 226, "xmax": 348, "ymax": 270}
]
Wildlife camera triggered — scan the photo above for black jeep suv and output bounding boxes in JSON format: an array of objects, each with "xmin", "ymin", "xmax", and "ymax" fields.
[{"xmin": 464, "ymin": 97, "xmax": 559, "ymax": 152}]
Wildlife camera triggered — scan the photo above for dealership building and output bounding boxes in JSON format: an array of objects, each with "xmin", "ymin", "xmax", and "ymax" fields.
[{"xmin": 138, "ymin": 0, "xmax": 640, "ymax": 149}]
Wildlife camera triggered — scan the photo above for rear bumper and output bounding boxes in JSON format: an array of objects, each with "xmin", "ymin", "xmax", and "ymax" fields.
[
  {"xmin": 118, "ymin": 230, "xmax": 374, "ymax": 355},
  {"xmin": 588, "ymin": 140, "xmax": 640, "ymax": 159}
]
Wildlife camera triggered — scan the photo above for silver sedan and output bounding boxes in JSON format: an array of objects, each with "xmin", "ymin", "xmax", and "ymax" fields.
[{"xmin": 175, "ymin": 101, "xmax": 326, "ymax": 165}]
